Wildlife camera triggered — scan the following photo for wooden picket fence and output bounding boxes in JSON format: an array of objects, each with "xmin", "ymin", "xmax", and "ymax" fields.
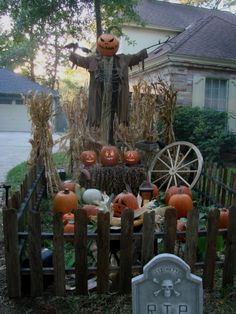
[{"xmin": 2, "ymin": 160, "xmax": 236, "ymax": 298}]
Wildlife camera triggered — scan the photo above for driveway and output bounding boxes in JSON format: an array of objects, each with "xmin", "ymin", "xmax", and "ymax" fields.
[{"xmin": 0, "ymin": 132, "xmax": 60, "ymax": 183}]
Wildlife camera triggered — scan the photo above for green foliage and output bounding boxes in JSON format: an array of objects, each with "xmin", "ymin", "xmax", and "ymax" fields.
[
  {"xmin": 173, "ymin": 106, "xmax": 236, "ymax": 161},
  {"xmin": 5, "ymin": 161, "xmax": 27, "ymax": 191},
  {"xmin": 6, "ymin": 152, "xmax": 68, "ymax": 191},
  {"xmin": 0, "ymin": 0, "xmax": 142, "ymax": 87}
]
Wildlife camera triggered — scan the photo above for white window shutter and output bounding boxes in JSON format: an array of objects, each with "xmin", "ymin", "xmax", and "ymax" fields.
[
  {"xmin": 228, "ymin": 80, "xmax": 236, "ymax": 133},
  {"xmin": 192, "ymin": 75, "xmax": 205, "ymax": 108}
]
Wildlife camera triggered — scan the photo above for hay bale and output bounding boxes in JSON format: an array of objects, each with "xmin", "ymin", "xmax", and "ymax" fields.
[{"xmin": 78, "ymin": 164, "xmax": 147, "ymax": 195}]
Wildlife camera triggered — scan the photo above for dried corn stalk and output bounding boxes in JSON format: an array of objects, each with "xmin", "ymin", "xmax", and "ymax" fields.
[
  {"xmin": 60, "ymin": 87, "xmax": 105, "ymax": 179},
  {"xmin": 114, "ymin": 78, "xmax": 177, "ymax": 149},
  {"xmin": 154, "ymin": 78, "xmax": 177, "ymax": 145},
  {"xmin": 25, "ymin": 91, "xmax": 61, "ymax": 196},
  {"xmin": 114, "ymin": 79, "xmax": 159, "ymax": 149}
]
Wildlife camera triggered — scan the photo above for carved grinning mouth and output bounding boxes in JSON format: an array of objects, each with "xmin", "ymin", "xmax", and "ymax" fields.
[{"xmin": 98, "ymin": 44, "xmax": 119, "ymax": 50}]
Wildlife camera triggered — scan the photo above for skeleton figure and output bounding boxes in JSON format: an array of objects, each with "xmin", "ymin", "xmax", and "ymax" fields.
[{"xmin": 153, "ymin": 278, "xmax": 181, "ymax": 298}]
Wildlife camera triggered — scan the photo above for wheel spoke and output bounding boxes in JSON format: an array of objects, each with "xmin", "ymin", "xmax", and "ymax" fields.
[
  {"xmin": 176, "ymin": 147, "xmax": 192, "ymax": 168},
  {"xmin": 166, "ymin": 175, "xmax": 173, "ymax": 191},
  {"xmin": 173, "ymin": 174, "xmax": 177, "ymax": 186},
  {"xmin": 151, "ymin": 169, "xmax": 171, "ymax": 173},
  {"xmin": 159, "ymin": 175, "xmax": 171, "ymax": 190},
  {"xmin": 174, "ymin": 145, "xmax": 180, "ymax": 167},
  {"xmin": 167, "ymin": 149, "xmax": 174, "ymax": 168},
  {"xmin": 176, "ymin": 172, "xmax": 191, "ymax": 187},
  {"xmin": 176, "ymin": 158, "xmax": 199, "ymax": 171},
  {"xmin": 156, "ymin": 156, "xmax": 171, "ymax": 169},
  {"xmin": 152, "ymin": 172, "xmax": 170, "ymax": 183},
  {"xmin": 175, "ymin": 169, "xmax": 198, "ymax": 173}
]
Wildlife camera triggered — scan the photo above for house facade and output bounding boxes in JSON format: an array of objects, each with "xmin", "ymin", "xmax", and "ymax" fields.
[
  {"xmin": 0, "ymin": 68, "xmax": 60, "ymax": 132},
  {"xmin": 119, "ymin": 0, "xmax": 236, "ymax": 133}
]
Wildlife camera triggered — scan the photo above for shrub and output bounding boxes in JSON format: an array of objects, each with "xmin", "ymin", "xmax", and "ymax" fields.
[{"xmin": 173, "ymin": 106, "xmax": 236, "ymax": 161}]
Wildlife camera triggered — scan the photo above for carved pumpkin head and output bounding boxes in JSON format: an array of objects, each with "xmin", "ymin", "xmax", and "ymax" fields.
[
  {"xmin": 96, "ymin": 33, "xmax": 119, "ymax": 57},
  {"xmin": 100, "ymin": 145, "xmax": 119, "ymax": 167},
  {"xmin": 112, "ymin": 191, "xmax": 139, "ymax": 217},
  {"xmin": 80, "ymin": 150, "xmax": 97, "ymax": 166},
  {"xmin": 123, "ymin": 150, "xmax": 141, "ymax": 166}
]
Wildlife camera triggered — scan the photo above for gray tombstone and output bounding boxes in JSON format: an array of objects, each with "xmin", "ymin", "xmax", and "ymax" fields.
[{"xmin": 132, "ymin": 253, "xmax": 203, "ymax": 314}]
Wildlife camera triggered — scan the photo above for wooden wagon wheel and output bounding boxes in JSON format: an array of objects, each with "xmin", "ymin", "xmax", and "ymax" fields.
[{"xmin": 148, "ymin": 141, "xmax": 203, "ymax": 192}]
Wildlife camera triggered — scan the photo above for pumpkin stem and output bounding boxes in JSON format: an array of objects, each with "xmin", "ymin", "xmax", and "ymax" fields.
[{"xmin": 64, "ymin": 188, "xmax": 70, "ymax": 194}]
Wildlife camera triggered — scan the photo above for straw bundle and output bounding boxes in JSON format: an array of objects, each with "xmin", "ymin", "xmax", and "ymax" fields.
[
  {"xmin": 25, "ymin": 91, "xmax": 61, "ymax": 196},
  {"xmin": 154, "ymin": 78, "xmax": 177, "ymax": 145},
  {"xmin": 60, "ymin": 87, "xmax": 105, "ymax": 179},
  {"xmin": 114, "ymin": 78, "xmax": 177, "ymax": 149},
  {"xmin": 114, "ymin": 80, "xmax": 159, "ymax": 150}
]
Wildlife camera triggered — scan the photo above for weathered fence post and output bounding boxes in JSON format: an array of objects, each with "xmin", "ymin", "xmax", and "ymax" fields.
[
  {"xmin": 203, "ymin": 208, "xmax": 220, "ymax": 290},
  {"xmin": 75, "ymin": 209, "xmax": 88, "ymax": 295},
  {"xmin": 164, "ymin": 207, "xmax": 177, "ymax": 253},
  {"xmin": 184, "ymin": 206, "xmax": 199, "ymax": 271},
  {"xmin": 53, "ymin": 212, "xmax": 65, "ymax": 296},
  {"xmin": 231, "ymin": 173, "xmax": 236, "ymax": 206},
  {"xmin": 221, "ymin": 167, "xmax": 228, "ymax": 206},
  {"xmin": 3, "ymin": 207, "xmax": 21, "ymax": 297},
  {"xmin": 222, "ymin": 205, "xmax": 236, "ymax": 288},
  {"xmin": 28, "ymin": 209, "xmax": 43, "ymax": 296},
  {"xmin": 141, "ymin": 211, "xmax": 155, "ymax": 265},
  {"xmin": 97, "ymin": 211, "xmax": 110, "ymax": 293},
  {"xmin": 119, "ymin": 208, "xmax": 134, "ymax": 294}
]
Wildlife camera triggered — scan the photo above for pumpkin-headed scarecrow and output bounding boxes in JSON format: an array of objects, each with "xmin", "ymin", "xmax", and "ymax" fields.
[{"xmin": 69, "ymin": 32, "xmax": 148, "ymax": 144}]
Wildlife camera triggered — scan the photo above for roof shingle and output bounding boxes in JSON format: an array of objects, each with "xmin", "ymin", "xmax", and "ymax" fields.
[
  {"xmin": 136, "ymin": 0, "xmax": 236, "ymax": 29},
  {"xmin": 0, "ymin": 68, "xmax": 57, "ymax": 96},
  {"xmin": 149, "ymin": 14, "xmax": 236, "ymax": 62}
]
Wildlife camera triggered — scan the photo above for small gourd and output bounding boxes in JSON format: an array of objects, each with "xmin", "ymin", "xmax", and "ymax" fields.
[{"xmin": 82, "ymin": 188, "xmax": 102, "ymax": 204}]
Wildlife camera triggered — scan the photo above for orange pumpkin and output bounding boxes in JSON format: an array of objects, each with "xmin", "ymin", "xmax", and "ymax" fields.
[
  {"xmin": 100, "ymin": 145, "xmax": 119, "ymax": 167},
  {"xmin": 53, "ymin": 188, "xmax": 78, "ymax": 214},
  {"xmin": 97, "ymin": 33, "xmax": 119, "ymax": 57},
  {"xmin": 168, "ymin": 193, "xmax": 193, "ymax": 218},
  {"xmin": 80, "ymin": 150, "xmax": 97, "ymax": 166},
  {"xmin": 62, "ymin": 181, "xmax": 76, "ymax": 192},
  {"xmin": 83, "ymin": 204, "xmax": 100, "ymax": 218},
  {"xmin": 123, "ymin": 150, "xmax": 141, "ymax": 166},
  {"xmin": 112, "ymin": 191, "xmax": 139, "ymax": 217},
  {"xmin": 64, "ymin": 221, "xmax": 75, "ymax": 234},
  {"xmin": 63, "ymin": 213, "xmax": 74, "ymax": 224},
  {"xmin": 165, "ymin": 185, "xmax": 192, "ymax": 204},
  {"xmin": 152, "ymin": 184, "xmax": 159, "ymax": 198},
  {"xmin": 218, "ymin": 208, "xmax": 229, "ymax": 229},
  {"xmin": 176, "ymin": 219, "xmax": 186, "ymax": 241}
]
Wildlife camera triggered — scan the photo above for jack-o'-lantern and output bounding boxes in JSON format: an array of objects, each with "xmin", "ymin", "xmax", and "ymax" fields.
[
  {"xmin": 112, "ymin": 191, "xmax": 139, "ymax": 217},
  {"xmin": 80, "ymin": 150, "xmax": 97, "ymax": 166},
  {"xmin": 100, "ymin": 145, "xmax": 119, "ymax": 167},
  {"xmin": 123, "ymin": 150, "xmax": 141, "ymax": 166},
  {"xmin": 96, "ymin": 33, "xmax": 120, "ymax": 57}
]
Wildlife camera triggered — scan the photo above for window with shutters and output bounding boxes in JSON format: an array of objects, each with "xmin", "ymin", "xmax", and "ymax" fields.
[{"xmin": 204, "ymin": 78, "xmax": 228, "ymax": 112}]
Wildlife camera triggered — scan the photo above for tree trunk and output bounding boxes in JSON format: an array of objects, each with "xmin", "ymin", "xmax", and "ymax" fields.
[{"xmin": 94, "ymin": 0, "xmax": 102, "ymax": 37}]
